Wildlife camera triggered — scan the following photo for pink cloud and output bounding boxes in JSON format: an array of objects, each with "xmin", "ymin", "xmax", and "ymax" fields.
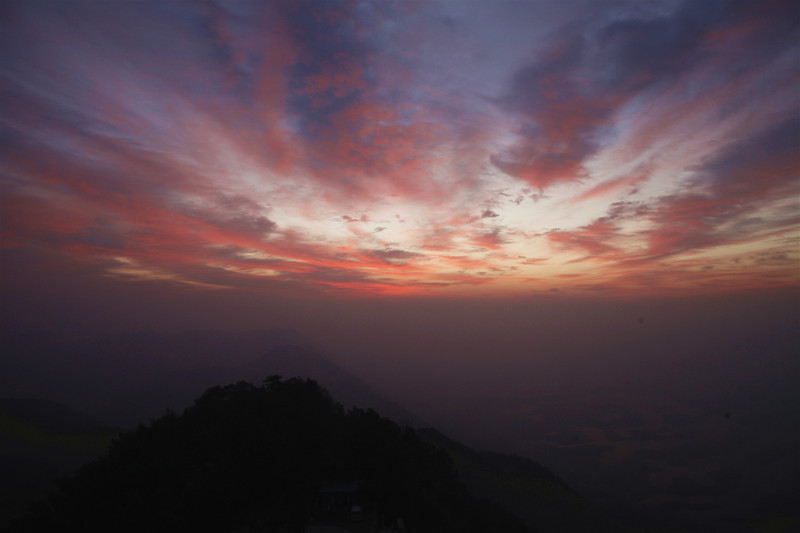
[
  {"xmin": 570, "ymin": 170, "xmax": 650, "ymax": 204},
  {"xmin": 470, "ymin": 228, "xmax": 508, "ymax": 251},
  {"xmin": 547, "ymin": 220, "xmax": 624, "ymax": 261},
  {"xmin": 2, "ymin": 0, "xmax": 797, "ymax": 299}
]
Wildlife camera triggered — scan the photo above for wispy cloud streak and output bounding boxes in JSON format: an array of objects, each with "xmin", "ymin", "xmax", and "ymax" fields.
[{"xmin": 1, "ymin": 0, "xmax": 797, "ymax": 296}]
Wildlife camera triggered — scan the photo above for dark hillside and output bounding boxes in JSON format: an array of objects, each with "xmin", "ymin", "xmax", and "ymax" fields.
[
  {"xmin": 0, "ymin": 331, "xmax": 420, "ymax": 526},
  {"xmin": 0, "ymin": 399, "xmax": 117, "ymax": 529},
  {"xmin": 419, "ymin": 428, "xmax": 627, "ymax": 532},
  {"xmin": 6, "ymin": 377, "xmax": 532, "ymax": 533}
]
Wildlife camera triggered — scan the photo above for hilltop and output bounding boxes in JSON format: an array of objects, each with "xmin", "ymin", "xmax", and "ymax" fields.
[{"xmin": 7, "ymin": 377, "xmax": 535, "ymax": 532}]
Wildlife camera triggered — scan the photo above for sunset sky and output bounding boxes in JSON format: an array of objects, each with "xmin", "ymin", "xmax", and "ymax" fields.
[
  {"xmin": 2, "ymin": 5, "xmax": 799, "ymax": 528},
  {"xmin": 1, "ymin": 0, "xmax": 798, "ymax": 303}
]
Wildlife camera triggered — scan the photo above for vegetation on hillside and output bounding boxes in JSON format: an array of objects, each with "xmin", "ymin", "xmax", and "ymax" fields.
[
  {"xmin": 419, "ymin": 429, "xmax": 627, "ymax": 532},
  {"xmin": 7, "ymin": 377, "xmax": 532, "ymax": 532}
]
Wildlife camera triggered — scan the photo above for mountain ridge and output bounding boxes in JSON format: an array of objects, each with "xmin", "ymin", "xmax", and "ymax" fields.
[
  {"xmin": 5, "ymin": 378, "xmax": 537, "ymax": 532},
  {"xmin": 0, "ymin": 329, "xmax": 421, "ymax": 429}
]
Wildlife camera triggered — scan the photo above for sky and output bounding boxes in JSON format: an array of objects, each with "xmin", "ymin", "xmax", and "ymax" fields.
[{"xmin": 1, "ymin": 0, "xmax": 798, "ymax": 309}]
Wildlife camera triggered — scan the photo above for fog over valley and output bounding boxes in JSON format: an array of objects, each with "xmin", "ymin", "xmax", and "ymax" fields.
[{"xmin": 3, "ymin": 290, "xmax": 798, "ymax": 531}]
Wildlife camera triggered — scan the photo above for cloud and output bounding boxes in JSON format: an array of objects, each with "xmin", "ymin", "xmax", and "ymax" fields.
[
  {"xmin": 593, "ymin": 1, "xmax": 728, "ymax": 92},
  {"xmin": 548, "ymin": 219, "xmax": 624, "ymax": 262},
  {"xmin": 1, "ymin": 0, "xmax": 797, "ymax": 298},
  {"xmin": 539, "ymin": 114, "xmax": 798, "ymax": 288},
  {"xmin": 570, "ymin": 170, "xmax": 650, "ymax": 204},
  {"xmin": 270, "ymin": 0, "xmax": 455, "ymax": 200},
  {"xmin": 419, "ymin": 226, "xmax": 459, "ymax": 252},
  {"xmin": 341, "ymin": 213, "xmax": 370, "ymax": 223},
  {"xmin": 183, "ymin": 196, "xmax": 278, "ymax": 240},
  {"xmin": 491, "ymin": 35, "xmax": 606, "ymax": 189},
  {"xmin": 490, "ymin": 0, "xmax": 799, "ymax": 194},
  {"xmin": 361, "ymin": 248, "xmax": 423, "ymax": 267},
  {"xmin": 471, "ymin": 228, "xmax": 508, "ymax": 250},
  {"xmin": 643, "ymin": 117, "xmax": 800, "ymax": 259}
]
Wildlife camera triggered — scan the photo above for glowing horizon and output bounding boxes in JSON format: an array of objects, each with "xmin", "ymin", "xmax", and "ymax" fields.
[{"xmin": 2, "ymin": 0, "xmax": 798, "ymax": 298}]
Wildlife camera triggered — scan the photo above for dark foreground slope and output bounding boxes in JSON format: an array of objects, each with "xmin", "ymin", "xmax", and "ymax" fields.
[
  {"xmin": 0, "ymin": 399, "xmax": 117, "ymax": 528},
  {"xmin": 6, "ymin": 377, "xmax": 532, "ymax": 533},
  {"xmin": 419, "ymin": 429, "xmax": 624, "ymax": 533}
]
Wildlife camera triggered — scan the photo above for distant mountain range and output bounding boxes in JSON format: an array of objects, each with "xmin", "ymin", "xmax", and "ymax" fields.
[{"xmin": 1, "ymin": 329, "xmax": 421, "ymax": 429}]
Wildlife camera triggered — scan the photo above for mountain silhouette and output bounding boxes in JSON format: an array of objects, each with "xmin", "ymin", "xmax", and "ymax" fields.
[{"xmin": 6, "ymin": 377, "xmax": 534, "ymax": 533}]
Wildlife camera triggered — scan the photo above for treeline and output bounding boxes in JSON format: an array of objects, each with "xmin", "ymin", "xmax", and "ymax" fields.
[{"xmin": 7, "ymin": 376, "xmax": 532, "ymax": 532}]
